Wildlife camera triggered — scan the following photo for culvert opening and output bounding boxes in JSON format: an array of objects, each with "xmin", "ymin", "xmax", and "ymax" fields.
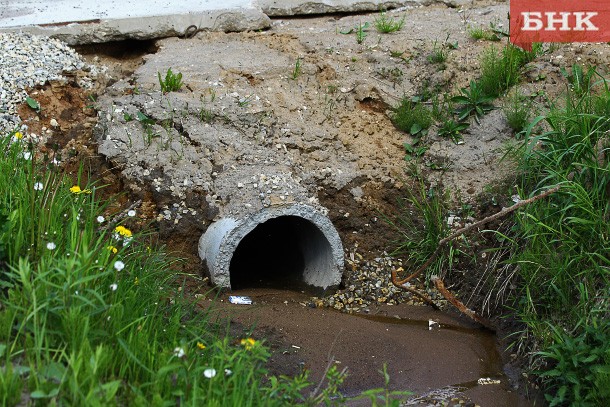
[{"xmin": 229, "ymin": 216, "xmax": 334, "ymax": 291}]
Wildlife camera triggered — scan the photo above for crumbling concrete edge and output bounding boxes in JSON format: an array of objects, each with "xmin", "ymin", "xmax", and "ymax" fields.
[
  {"xmin": 0, "ymin": 8, "xmax": 271, "ymax": 45},
  {"xmin": 0, "ymin": 0, "xmax": 462, "ymax": 44},
  {"xmin": 199, "ymin": 204, "xmax": 344, "ymax": 290},
  {"xmin": 256, "ymin": 0, "xmax": 460, "ymax": 16}
]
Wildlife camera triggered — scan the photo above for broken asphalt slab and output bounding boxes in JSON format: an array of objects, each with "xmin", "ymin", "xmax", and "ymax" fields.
[{"xmin": 0, "ymin": 0, "xmax": 458, "ymax": 44}]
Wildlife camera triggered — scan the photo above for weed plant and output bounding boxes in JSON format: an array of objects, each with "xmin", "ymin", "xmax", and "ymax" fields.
[
  {"xmin": 387, "ymin": 182, "xmax": 456, "ymax": 281},
  {"xmin": 158, "ymin": 67, "xmax": 183, "ymax": 93},
  {"xmin": 467, "ymin": 25, "xmax": 500, "ymax": 42},
  {"xmin": 391, "ymin": 97, "xmax": 432, "ymax": 136},
  {"xmin": 506, "ymin": 66, "xmax": 610, "ymax": 403},
  {"xmin": 373, "ymin": 12, "xmax": 405, "ymax": 33},
  {"xmin": 503, "ymin": 90, "xmax": 531, "ymax": 134},
  {"xmin": 478, "ymin": 44, "xmax": 541, "ymax": 98},
  {"xmin": 537, "ymin": 318, "xmax": 610, "ymax": 406},
  {"xmin": 355, "ymin": 364, "xmax": 412, "ymax": 406},
  {"xmin": 0, "ymin": 130, "xmax": 358, "ymax": 405},
  {"xmin": 356, "ymin": 21, "xmax": 369, "ymax": 44},
  {"xmin": 430, "ymin": 93, "xmax": 454, "ymax": 122},
  {"xmin": 438, "ymin": 119, "xmax": 469, "ymax": 144},
  {"xmin": 291, "ymin": 57, "xmax": 302, "ymax": 80},
  {"xmin": 136, "ymin": 111, "xmax": 158, "ymax": 145},
  {"xmin": 452, "ymin": 80, "xmax": 495, "ymax": 124},
  {"xmin": 427, "ymin": 40, "xmax": 448, "ymax": 65},
  {"xmin": 478, "ymin": 45, "xmax": 521, "ymax": 97},
  {"xmin": 377, "ymin": 67, "xmax": 403, "ymax": 85},
  {"xmin": 560, "ymin": 64, "xmax": 598, "ymax": 97}
]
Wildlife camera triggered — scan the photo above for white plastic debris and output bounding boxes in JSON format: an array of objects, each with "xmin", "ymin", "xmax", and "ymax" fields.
[
  {"xmin": 229, "ymin": 295, "xmax": 252, "ymax": 305},
  {"xmin": 477, "ymin": 377, "xmax": 501, "ymax": 385}
]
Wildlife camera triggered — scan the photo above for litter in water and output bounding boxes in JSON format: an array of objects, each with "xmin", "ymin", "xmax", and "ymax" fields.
[{"xmin": 229, "ymin": 296, "xmax": 252, "ymax": 305}]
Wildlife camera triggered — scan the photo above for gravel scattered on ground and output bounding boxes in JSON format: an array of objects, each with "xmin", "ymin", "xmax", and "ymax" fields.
[
  {"xmin": 0, "ymin": 32, "xmax": 101, "ymax": 132},
  {"xmin": 309, "ymin": 246, "xmax": 449, "ymax": 312}
]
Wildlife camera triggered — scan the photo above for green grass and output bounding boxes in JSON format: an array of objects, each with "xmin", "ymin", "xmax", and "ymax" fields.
[
  {"xmin": 427, "ymin": 39, "xmax": 448, "ymax": 66},
  {"xmin": 478, "ymin": 45, "xmax": 522, "ymax": 97},
  {"xmin": 537, "ymin": 318, "xmax": 610, "ymax": 406},
  {"xmin": 0, "ymin": 129, "xmax": 362, "ymax": 405},
  {"xmin": 158, "ymin": 67, "xmax": 183, "ymax": 93},
  {"xmin": 467, "ymin": 25, "xmax": 501, "ymax": 42},
  {"xmin": 477, "ymin": 43, "xmax": 542, "ymax": 98},
  {"xmin": 505, "ymin": 66, "xmax": 610, "ymax": 404},
  {"xmin": 386, "ymin": 183, "xmax": 457, "ymax": 281},
  {"xmin": 356, "ymin": 21, "xmax": 368, "ymax": 44},
  {"xmin": 373, "ymin": 11, "xmax": 405, "ymax": 33},
  {"xmin": 503, "ymin": 89, "xmax": 531, "ymax": 134},
  {"xmin": 291, "ymin": 57, "xmax": 302, "ymax": 80},
  {"xmin": 391, "ymin": 97, "xmax": 432, "ymax": 136}
]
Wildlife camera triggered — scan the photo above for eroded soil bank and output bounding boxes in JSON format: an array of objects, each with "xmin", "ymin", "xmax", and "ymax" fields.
[{"xmin": 14, "ymin": 0, "xmax": 609, "ymax": 404}]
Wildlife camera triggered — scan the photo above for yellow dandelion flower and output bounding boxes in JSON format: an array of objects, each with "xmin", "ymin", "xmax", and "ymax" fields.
[
  {"xmin": 70, "ymin": 185, "xmax": 92, "ymax": 194},
  {"xmin": 14, "ymin": 132, "xmax": 23, "ymax": 139},
  {"xmin": 240, "ymin": 338, "xmax": 256, "ymax": 350},
  {"xmin": 134, "ymin": 276, "xmax": 139, "ymax": 285},
  {"xmin": 107, "ymin": 245, "xmax": 118, "ymax": 254},
  {"xmin": 114, "ymin": 225, "xmax": 133, "ymax": 238},
  {"xmin": 197, "ymin": 342, "xmax": 206, "ymax": 350}
]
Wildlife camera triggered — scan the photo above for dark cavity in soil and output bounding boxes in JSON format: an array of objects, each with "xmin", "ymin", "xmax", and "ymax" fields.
[{"xmin": 72, "ymin": 39, "xmax": 158, "ymax": 58}]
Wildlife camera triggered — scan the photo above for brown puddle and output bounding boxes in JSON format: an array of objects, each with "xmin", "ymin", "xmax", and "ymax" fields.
[{"xmin": 206, "ymin": 288, "xmax": 533, "ymax": 407}]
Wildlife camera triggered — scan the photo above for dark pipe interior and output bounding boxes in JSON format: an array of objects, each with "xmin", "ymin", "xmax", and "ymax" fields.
[{"xmin": 230, "ymin": 216, "xmax": 308, "ymax": 290}]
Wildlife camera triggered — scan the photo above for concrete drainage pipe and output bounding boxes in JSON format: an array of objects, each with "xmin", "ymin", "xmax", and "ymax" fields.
[{"xmin": 198, "ymin": 169, "xmax": 344, "ymax": 290}]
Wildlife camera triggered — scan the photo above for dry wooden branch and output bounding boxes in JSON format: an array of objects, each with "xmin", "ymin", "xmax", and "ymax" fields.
[
  {"xmin": 391, "ymin": 268, "xmax": 439, "ymax": 310},
  {"xmin": 392, "ymin": 185, "xmax": 562, "ymax": 286},
  {"xmin": 432, "ymin": 276, "xmax": 494, "ymax": 331},
  {"xmin": 391, "ymin": 185, "xmax": 562, "ymax": 325}
]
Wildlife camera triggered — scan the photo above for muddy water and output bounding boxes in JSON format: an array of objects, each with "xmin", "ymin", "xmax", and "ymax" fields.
[{"xmin": 206, "ymin": 288, "xmax": 532, "ymax": 406}]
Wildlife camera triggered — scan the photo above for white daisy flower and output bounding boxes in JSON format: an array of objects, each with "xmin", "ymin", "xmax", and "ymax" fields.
[
  {"xmin": 173, "ymin": 347, "xmax": 186, "ymax": 358},
  {"xmin": 203, "ymin": 368, "xmax": 217, "ymax": 378}
]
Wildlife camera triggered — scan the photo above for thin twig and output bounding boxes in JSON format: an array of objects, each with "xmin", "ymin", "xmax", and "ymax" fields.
[
  {"xmin": 310, "ymin": 329, "xmax": 344, "ymax": 399},
  {"xmin": 99, "ymin": 199, "xmax": 142, "ymax": 233}
]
